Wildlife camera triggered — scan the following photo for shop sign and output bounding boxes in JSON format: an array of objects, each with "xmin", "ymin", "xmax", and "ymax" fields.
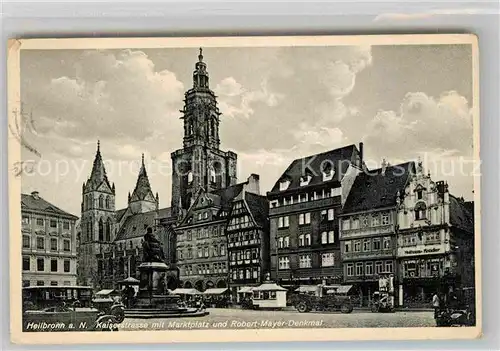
[{"xmin": 397, "ymin": 244, "xmax": 445, "ymax": 257}]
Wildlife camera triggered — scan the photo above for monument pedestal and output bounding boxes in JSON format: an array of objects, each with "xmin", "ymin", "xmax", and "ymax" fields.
[{"xmin": 125, "ymin": 262, "xmax": 209, "ymax": 318}]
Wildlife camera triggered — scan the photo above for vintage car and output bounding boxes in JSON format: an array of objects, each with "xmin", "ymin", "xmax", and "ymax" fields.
[
  {"xmin": 22, "ymin": 286, "xmax": 125, "ymax": 332},
  {"xmin": 91, "ymin": 289, "xmax": 126, "ymax": 323},
  {"xmin": 291, "ymin": 284, "xmax": 354, "ymax": 314}
]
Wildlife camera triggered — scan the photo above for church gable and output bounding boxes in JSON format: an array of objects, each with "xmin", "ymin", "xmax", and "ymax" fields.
[{"xmin": 97, "ymin": 181, "xmax": 113, "ymax": 194}]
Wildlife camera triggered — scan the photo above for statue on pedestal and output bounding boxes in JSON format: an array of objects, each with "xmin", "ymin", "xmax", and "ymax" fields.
[{"xmin": 142, "ymin": 227, "xmax": 165, "ymax": 263}]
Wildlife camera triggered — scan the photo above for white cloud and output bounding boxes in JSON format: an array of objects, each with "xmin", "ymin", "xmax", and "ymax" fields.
[
  {"xmin": 216, "ymin": 77, "xmax": 284, "ymax": 119},
  {"xmin": 365, "ymin": 91, "xmax": 473, "ymax": 157},
  {"xmin": 25, "ymin": 49, "xmax": 185, "ymax": 150}
]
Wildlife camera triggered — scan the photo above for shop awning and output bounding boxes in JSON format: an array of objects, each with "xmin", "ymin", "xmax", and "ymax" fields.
[
  {"xmin": 203, "ymin": 288, "xmax": 228, "ymax": 295},
  {"xmin": 95, "ymin": 289, "xmax": 116, "ymax": 296},
  {"xmin": 295, "ymin": 286, "xmax": 319, "ymax": 293},
  {"xmin": 238, "ymin": 286, "xmax": 254, "ymax": 294},
  {"xmin": 335, "ymin": 285, "xmax": 354, "ymax": 294},
  {"xmin": 253, "ymin": 283, "xmax": 287, "ymax": 292},
  {"xmin": 119, "ymin": 277, "xmax": 140, "ymax": 285},
  {"xmin": 171, "ymin": 288, "xmax": 201, "ymax": 295}
]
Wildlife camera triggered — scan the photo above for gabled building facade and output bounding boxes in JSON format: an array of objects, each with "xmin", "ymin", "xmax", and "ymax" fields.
[
  {"xmin": 21, "ymin": 191, "xmax": 79, "ymax": 287},
  {"xmin": 226, "ymin": 180, "xmax": 270, "ymax": 299},
  {"xmin": 396, "ymin": 161, "xmax": 474, "ymax": 307},
  {"xmin": 267, "ymin": 143, "xmax": 364, "ymax": 287},
  {"xmin": 339, "ymin": 161, "xmax": 415, "ymax": 306}
]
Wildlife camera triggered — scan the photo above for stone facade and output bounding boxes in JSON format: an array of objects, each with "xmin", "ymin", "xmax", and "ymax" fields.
[
  {"xmin": 267, "ymin": 144, "xmax": 364, "ymax": 287},
  {"xmin": 396, "ymin": 161, "xmax": 474, "ymax": 307},
  {"xmin": 21, "ymin": 191, "xmax": 79, "ymax": 287}
]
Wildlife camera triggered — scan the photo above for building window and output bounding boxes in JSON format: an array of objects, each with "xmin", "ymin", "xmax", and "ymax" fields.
[
  {"xmin": 355, "ymin": 262, "xmax": 364, "ymax": 276},
  {"xmin": 354, "ymin": 217, "xmax": 362, "ymax": 229},
  {"xmin": 383, "ymin": 237, "xmax": 391, "ymax": 249},
  {"xmin": 343, "ymin": 219, "xmax": 350, "ymax": 230},
  {"xmin": 22, "ymin": 215, "xmax": 30, "ymax": 224},
  {"xmin": 63, "ymin": 239, "xmax": 70, "ymax": 252},
  {"xmin": 321, "ymin": 231, "xmax": 335, "ymax": 244},
  {"xmin": 283, "ymin": 236, "xmax": 290, "ymax": 248},
  {"xmin": 344, "ymin": 241, "xmax": 351, "ymax": 253},
  {"xmin": 50, "ymin": 219, "xmax": 57, "ymax": 228},
  {"xmin": 36, "ymin": 237, "xmax": 45, "ymax": 249},
  {"xmin": 278, "ymin": 256, "xmax": 290, "ymax": 270},
  {"xmin": 328, "ymin": 209, "xmax": 334, "ymax": 221},
  {"xmin": 51, "ymin": 259, "xmax": 58, "ymax": 272},
  {"xmin": 322, "ymin": 164, "xmax": 334, "ymax": 181},
  {"xmin": 278, "ymin": 237, "xmax": 284, "ymax": 248},
  {"xmin": 22, "ymin": 280, "xmax": 30, "ymax": 287},
  {"xmin": 321, "ymin": 253, "xmax": 335, "ymax": 267},
  {"xmin": 279, "ymin": 180, "xmax": 290, "ymax": 191},
  {"xmin": 178, "ymin": 249, "xmax": 184, "ymax": 260},
  {"xmin": 298, "ymin": 234, "xmax": 304, "ymax": 247},
  {"xmin": 36, "ymin": 218, "xmax": 44, "ymax": 226},
  {"xmin": 363, "ymin": 239, "xmax": 371, "ymax": 252},
  {"xmin": 23, "ymin": 235, "xmax": 30, "ymax": 248},
  {"xmin": 63, "ymin": 221, "xmax": 70, "ymax": 230},
  {"xmin": 375, "ymin": 261, "xmax": 383, "ymax": 274},
  {"xmin": 220, "ymin": 245, "xmax": 225, "ymax": 256},
  {"xmin": 354, "ymin": 241, "xmax": 361, "ymax": 252},
  {"xmin": 321, "ymin": 210, "xmax": 327, "ymax": 222},
  {"xmin": 50, "ymin": 238, "xmax": 58, "ymax": 251},
  {"xmin": 278, "ymin": 216, "xmax": 289, "ymax": 228},
  {"xmin": 270, "ymin": 200, "xmax": 279, "ymax": 208},
  {"xmin": 98, "ymin": 195, "xmax": 104, "ymax": 208},
  {"xmin": 298, "ymin": 213, "xmax": 311, "ymax": 225},
  {"xmin": 305, "ymin": 233, "xmax": 311, "ymax": 246},
  {"xmin": 299, "ymin": 175, "xmax": 312, "ymax": 186},
  {"xmin": 372, "ymin": 238, "xmax": 381, "ymax": 251},
  {"xmin": 299, "ymin": 254, "xmax": 312, "ymax": 268},
  {"xmin": 37, "ymin": 258, "xmax": 44, "ymax": 272},
  {"xmin": 63, "ymin": 281, "xmax": 70, "ymax": 286},
  {"xmin": 417, "ymin": 190, "xmax": 423, "ymax": 200},
  {"xmin": 22, "ymin": 257, "xmax": 30, "ymax": 271},
  {"xmin": 36, "ymin": 281, "xmax": 45, "ymax": 286},
  {"xmin": 365, "ymin": 262, "xmax": 373, "ymax": 275},
  {"xmin": 346, "ymin": 263, "xmax": 354, "ymax": 276},
  {"xmin": 381, "ymin": 212, "xmax": 390, "ymax": 225},
  {"xmin": 371, "ymin": 214, "xmax": 380, "ymax": 227},
  {"xmin": 415, "ymin": 202, "xmax": 427, "ymax": 220},
  {"xmin": 252, "ymin": 268, "xmax": 259, "ymax": 279},
  {"xmin": 204, "ymin": 247, "xmax": 209, "ymax": 258},
  {"xmin": 385, "ymin": 261, "xmax": 393, "ymax": 273},
  {"xmin": 197, "ymin": 248, "xmax": 203, "ymax": 258}
]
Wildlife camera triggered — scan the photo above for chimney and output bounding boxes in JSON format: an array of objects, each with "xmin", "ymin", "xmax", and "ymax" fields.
[
  {"xmin": 245, "ymin": 174, "xmax": 260, "ymax": 195},
  {"xmin": 31, "ymin": 191, "xmax": 40, "ymax": 199},
  {"xmin": 358, "ymin": 142, "xmax": 364, "ymax": 167}
]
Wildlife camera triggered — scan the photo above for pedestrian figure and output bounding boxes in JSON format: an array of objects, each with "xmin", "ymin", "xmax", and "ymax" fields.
[{"xmin": 432, "ymin": 291, "xmax": 440, "ymax": 319}]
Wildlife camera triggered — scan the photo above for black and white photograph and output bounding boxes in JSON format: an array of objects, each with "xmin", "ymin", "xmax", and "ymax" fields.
[{"xmin": 8, "ymin": 35, "xmax": 480, "ymax": 343}]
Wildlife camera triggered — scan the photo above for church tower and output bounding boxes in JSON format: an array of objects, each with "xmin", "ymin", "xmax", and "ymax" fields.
[
  {"xmin": 171, "ymin": 48, "xmax": 238, "ymax": 217},
  {"xmin": 128, "ymin": 153, "xmax": 159, "ymax": 214},
  {"xmin": 79, "ymin": 141, "xmax": 116, "ymax": 286}
]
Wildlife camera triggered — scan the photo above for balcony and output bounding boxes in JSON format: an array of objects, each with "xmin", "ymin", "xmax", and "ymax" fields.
[
  {"xmin": 269, "ymin": 197, "xmax": 339, "ymax": 216},
  {"xmin": 340, "ymin": 225, "xmax": 394, "ymax": 239}
]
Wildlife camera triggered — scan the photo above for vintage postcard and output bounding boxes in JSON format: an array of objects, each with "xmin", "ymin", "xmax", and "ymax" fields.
[{"xmin": 8, "ymin": 34, "xmax": 481, "ymax": 344}]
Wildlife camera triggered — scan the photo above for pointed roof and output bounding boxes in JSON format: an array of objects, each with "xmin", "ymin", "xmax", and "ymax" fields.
[
  {"xmin": 85, "ymin": 140, "xmax": 112, "ymax": 192},
  {"xmin": 22, "ymin": 193, "xmax": 78, "ymax": 220},
  {"xmin": 342, "ymin": 162, "xmax": 415, "ymax": 214},
  {"xmin": 130, "ymin": 153, "xmax": 155, "ymax": 201}
]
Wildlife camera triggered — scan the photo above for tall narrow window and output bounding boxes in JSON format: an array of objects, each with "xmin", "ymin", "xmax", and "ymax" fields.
[
  {"xmin": 105, "ymin": 219, "xmax": 112, "ymax": 241},
  {"xmin": 98, "ymin": 218, "xmax": 104, "ymax": 241},
  {"xmin": 98, "ymin": 195, "xmax": 104, "ymax": 208}
]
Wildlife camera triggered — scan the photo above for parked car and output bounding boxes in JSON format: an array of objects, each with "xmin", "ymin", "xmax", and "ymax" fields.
[
  {"xmin": 22, "ymin": 286, "xmax": 124, "ymax": 332},
  {"xmin": 291, "ymin": 284, "xmax": 354, "ymax": 313}
]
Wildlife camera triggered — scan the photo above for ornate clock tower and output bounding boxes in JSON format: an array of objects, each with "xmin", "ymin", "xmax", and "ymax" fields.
[{"xmin": 171, "ymin": 49, "xmax": 238, "ymax": 217}]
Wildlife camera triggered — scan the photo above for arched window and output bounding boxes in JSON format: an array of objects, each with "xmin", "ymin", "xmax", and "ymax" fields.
[
  {"xmin": 414, "ymin": 202, "xmax": 427, "ymax": 220},
  {"xmin": 105, "ymin": 196, "xmax": 110, "ymax": 209},
  {"xmin": 98, "ymin": 195, "xmax": 104, "ymax": 208},
  {"xmin": 187, "ymin": 171, "xmax": 193, "ymax": 184},
  {"xmin": 211, "ymin": 119, "xmax": 216, "ymax": 138},
  {"xmin": 209, "ymin": 167, "xmax": 216, "ymax": 184},
  {"xmin": 98, "ymin": 218, "xmax": 104, "ymax": 241},
  {"xmin": 105, "ymin": 219, "xmax": 111, "ymax": 242}
]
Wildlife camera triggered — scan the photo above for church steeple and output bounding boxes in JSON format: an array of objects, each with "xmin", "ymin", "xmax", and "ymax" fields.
[
  {"xmin": 128, "ymin": 153, "xmax": 158, "ymax": 214},
  {"xmin": 193, "ymin": 47, "xmax": 209, "ymax": 89},
  {"xmin": 86, "ymin": 140, "xmax": 111, "ymax": 191}
]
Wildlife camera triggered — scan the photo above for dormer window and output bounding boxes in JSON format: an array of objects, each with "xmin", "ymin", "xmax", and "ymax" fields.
[
  {"xmin": 279, "ymin": 179, "xmax": 290, "ymax": 191},
  {"xmin": 270, "ymin": 200, "xmax": 279, "ymax": 209},
  {"xmin": 322, "ymin": 163, "xmax": 335, "ymax": 182},
  {"xmin": 300, "ymin": 175, "xmax": 312, "ymax": 186}
]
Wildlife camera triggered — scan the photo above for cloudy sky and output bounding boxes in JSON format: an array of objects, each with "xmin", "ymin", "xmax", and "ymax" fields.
[{"xmin": 19, "ymin": 44, "xmax": 475, "ymax": 216}]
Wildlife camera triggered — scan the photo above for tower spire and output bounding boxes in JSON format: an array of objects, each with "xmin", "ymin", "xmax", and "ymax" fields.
[
  {"xmin": 193, "ymin": 48, "xmax": 209, "ymax": 89},
  {"xmin": 198, "ymin": 47, "xmax": 203, "ymax": 62}
]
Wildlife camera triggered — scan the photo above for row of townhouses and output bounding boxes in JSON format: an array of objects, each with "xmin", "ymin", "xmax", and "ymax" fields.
[{"xmin": 21, "ymin": 50, "xmax": 475, "ymax": 308}]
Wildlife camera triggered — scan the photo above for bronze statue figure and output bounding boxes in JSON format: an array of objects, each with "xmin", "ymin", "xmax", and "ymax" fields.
[{"xmin": 142, "ymin": 227, "xmax": 165, "ymax": 263}]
